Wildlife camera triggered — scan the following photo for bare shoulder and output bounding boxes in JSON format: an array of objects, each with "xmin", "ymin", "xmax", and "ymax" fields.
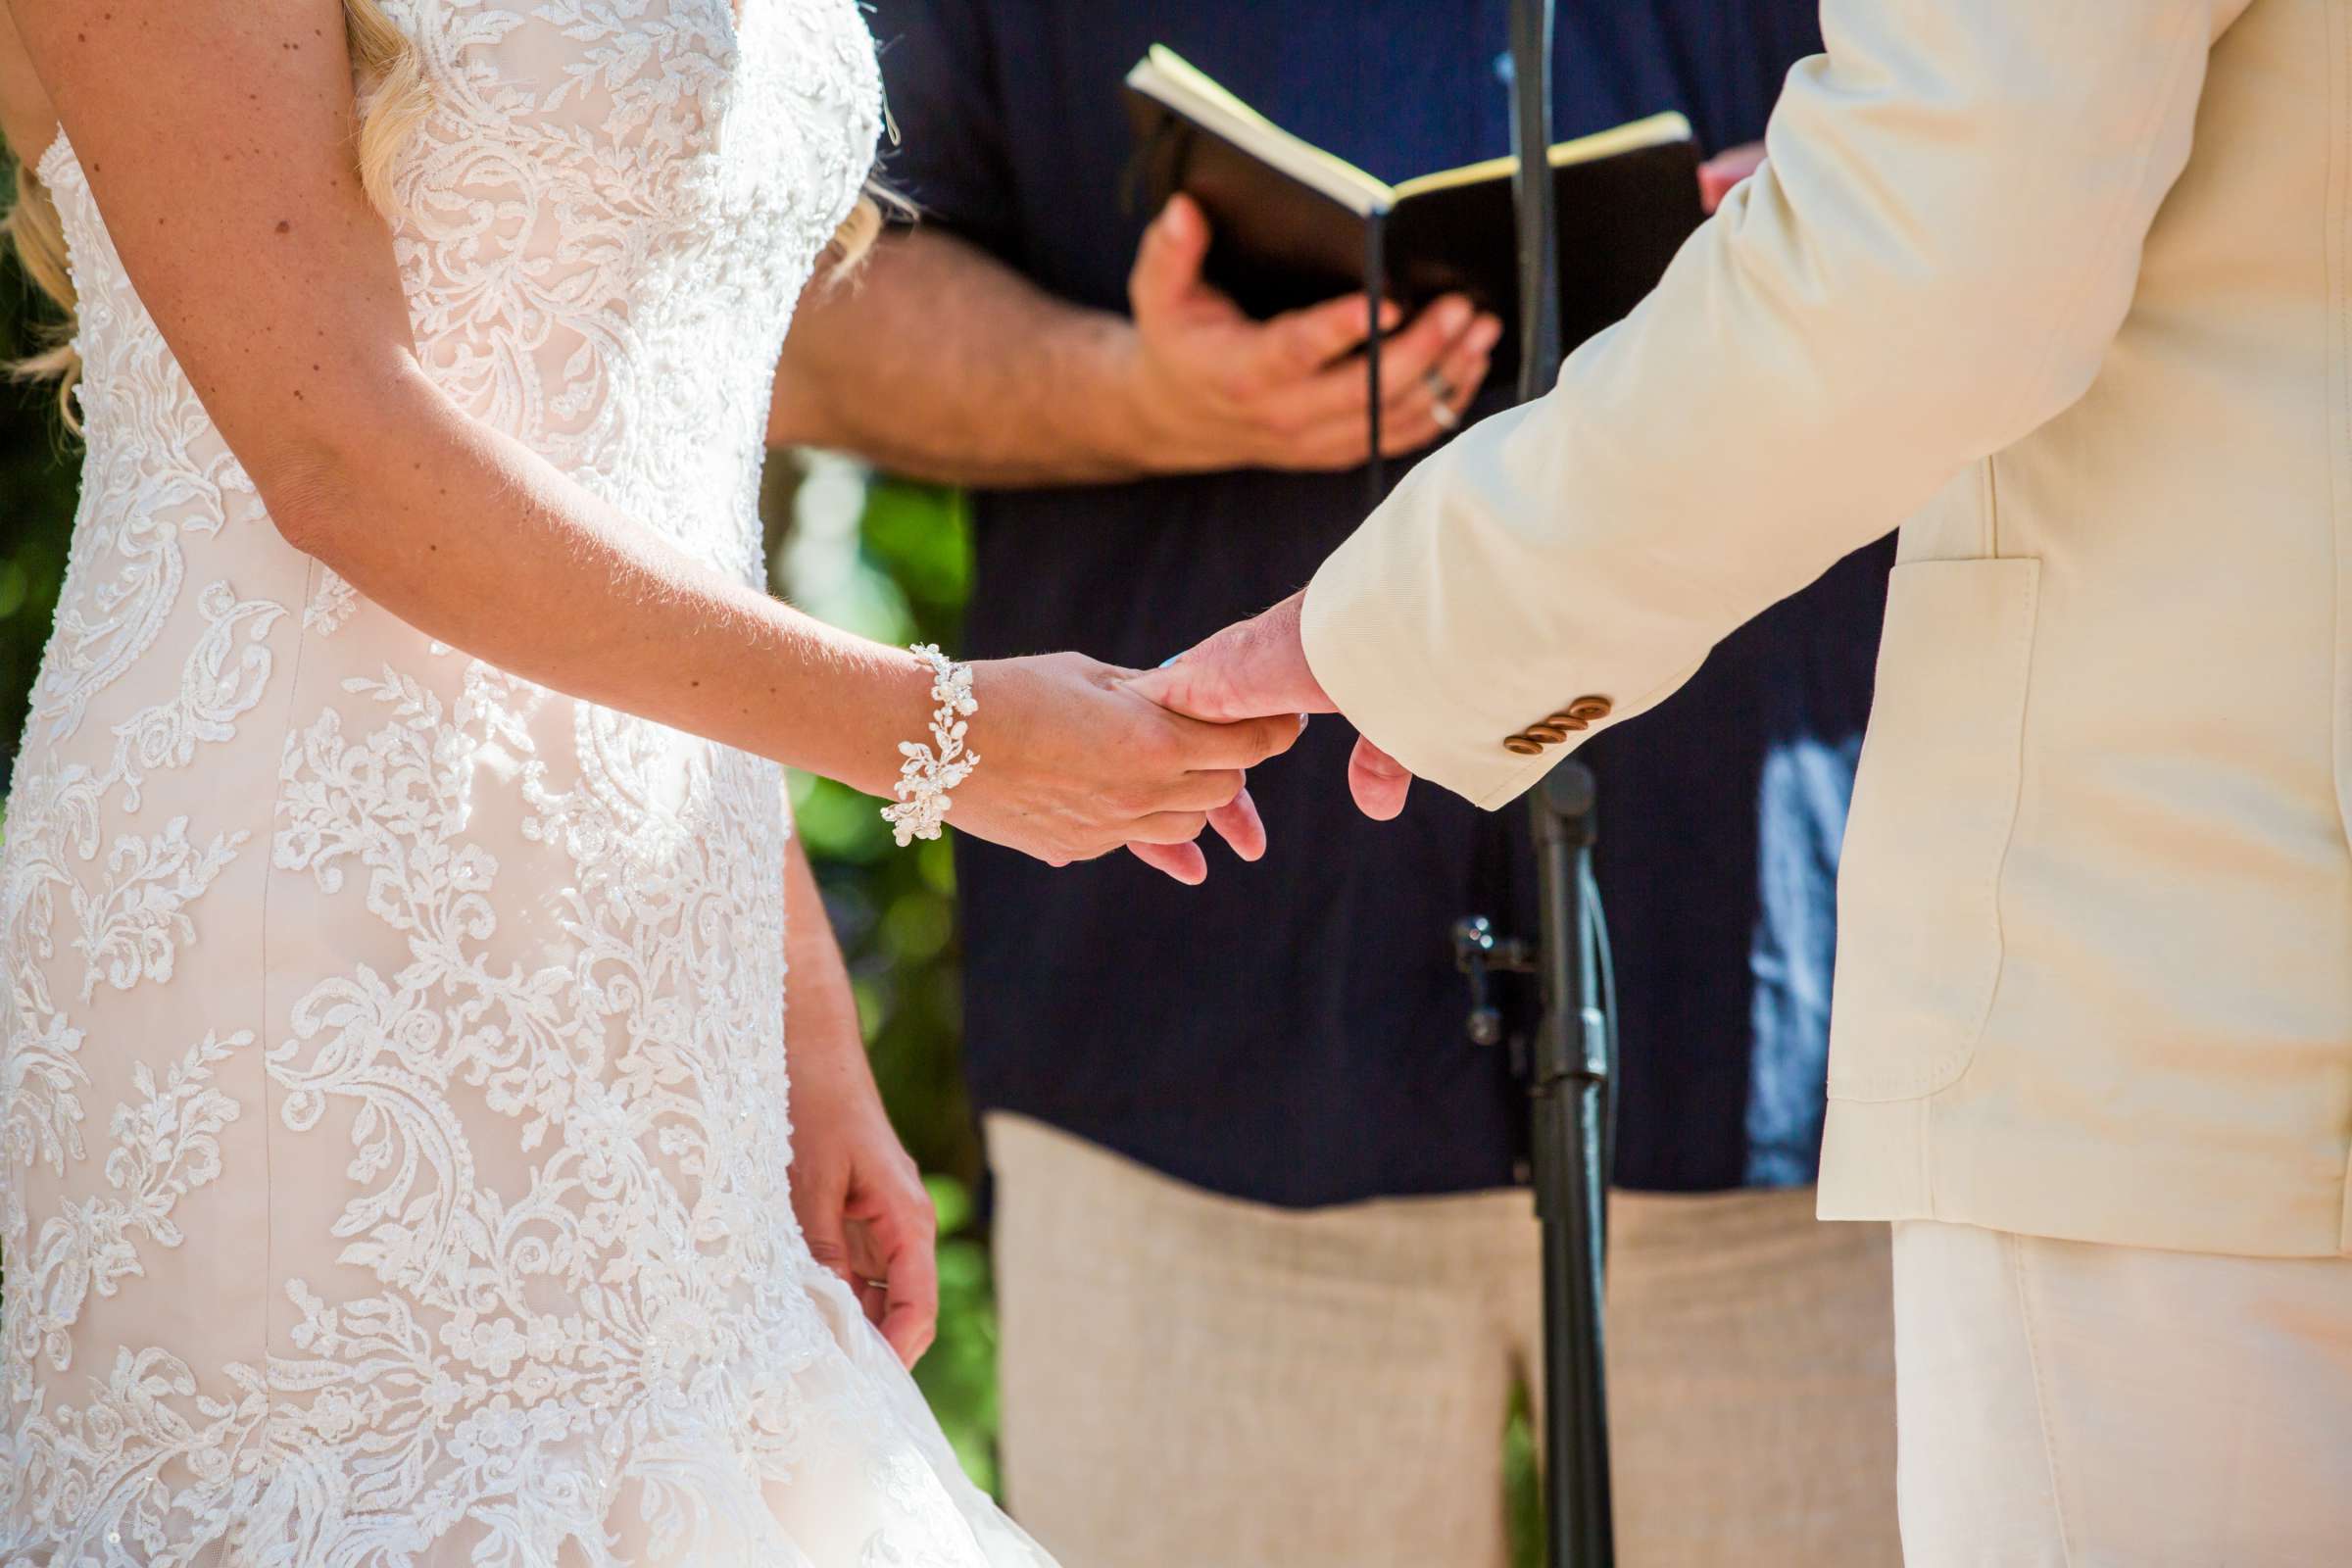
[
  {"xmin": 0, "ymin": 3, "xmax": 60, "ymax": 171},
  {"xmin": 3, "ymin": 1, "xmax": 426, "ymax": 487}
]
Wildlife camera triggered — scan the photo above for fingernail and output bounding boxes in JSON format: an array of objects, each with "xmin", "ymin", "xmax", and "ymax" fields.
[
  {"xmin": 1440, "ymin": 298, "xmax": 1472, "ymax": 334},
  {"xmin": 1159, "ymin": 655, "xmax": 1181, "ymax": 668},
  {"xmin": 1471, "ymin": 316, "xmax": 1503, "ymax": 352}
]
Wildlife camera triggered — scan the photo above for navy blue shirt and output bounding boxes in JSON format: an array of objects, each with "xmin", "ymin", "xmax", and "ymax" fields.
[{"xmin": 870, "ymin": 0, "xmax": 1891, "ymax": 1204}]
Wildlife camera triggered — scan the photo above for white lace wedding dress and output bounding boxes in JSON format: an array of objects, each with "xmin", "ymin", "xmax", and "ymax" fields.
[{"xmin": 0, "ymin": 3, "xmax": 1059, "ymax": 1562}]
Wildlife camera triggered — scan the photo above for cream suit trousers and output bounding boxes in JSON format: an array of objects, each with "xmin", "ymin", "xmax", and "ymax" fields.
[
  {"xmin": 985, "ymin": 1113, "xmax": 1900, "ymax": 1568},
  {"xmin": 1893, "ymin": 1221, "xmax": 2352, "ymax": 1566}
]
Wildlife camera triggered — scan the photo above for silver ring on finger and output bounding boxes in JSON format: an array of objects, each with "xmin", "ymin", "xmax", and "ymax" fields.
[{"xmin": 1424, "ymin": 368, "xmax": 1461, "ymax": 430}]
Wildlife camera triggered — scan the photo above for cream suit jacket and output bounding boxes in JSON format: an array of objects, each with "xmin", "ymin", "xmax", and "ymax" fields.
[{"xmin": 1300, "ymin": 0, "xmax": 2352, "ymax": 1257}]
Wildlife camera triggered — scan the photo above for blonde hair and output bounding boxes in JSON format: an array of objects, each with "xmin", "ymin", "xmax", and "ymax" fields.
[
  {"xmin": 7, "ymin": 0, "xmax": 886, "ymax": 421},
  {"xmin": 821, "ymin": 181, "xmax": 908, "ymax": 286}
]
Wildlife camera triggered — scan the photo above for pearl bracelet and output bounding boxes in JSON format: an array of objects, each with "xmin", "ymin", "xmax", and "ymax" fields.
[{"xmin": 880, "ymin": 644, "xmax": 981, "ymax": 848}]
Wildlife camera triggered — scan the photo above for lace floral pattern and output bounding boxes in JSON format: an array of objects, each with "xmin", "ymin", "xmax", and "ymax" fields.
[{"xmin": 1, "ymin": 3, "xmax": 1053, "ymax": 1562}]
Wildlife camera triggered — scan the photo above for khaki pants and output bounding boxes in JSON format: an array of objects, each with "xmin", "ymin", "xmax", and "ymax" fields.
[
  {"xmin": 1892, "ymin": 1220, "xmax": 2352, "ymax": 1566},
  {"xmin": 987, "ymin": 1113, "xmax": 1900, "ymax": 1568}
]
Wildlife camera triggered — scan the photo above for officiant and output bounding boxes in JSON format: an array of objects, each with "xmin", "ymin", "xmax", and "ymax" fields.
[{"xmin": 768, "ymin": 4, "xmax": 1896, "ymax": 1564}]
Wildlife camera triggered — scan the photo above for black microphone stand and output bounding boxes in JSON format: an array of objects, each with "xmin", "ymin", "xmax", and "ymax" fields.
[
  {"xmin": 1462, "ymin": 4, "xmax": 1620, "ymax": 1563},
  {"xmin": 1523, "ymin": 768, "xmax": 1614, "ymax": 1568}
]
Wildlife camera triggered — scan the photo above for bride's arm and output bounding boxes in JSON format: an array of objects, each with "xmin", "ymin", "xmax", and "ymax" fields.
[
  {"xmin": 1, "ymin": 0, "xmax": 1299, "ymax": 877},
  {"xmin": 0, "ymin": 7, "xmax": 49, "ymax": 160}
]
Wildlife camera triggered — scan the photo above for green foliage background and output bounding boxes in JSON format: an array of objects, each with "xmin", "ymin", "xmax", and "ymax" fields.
[
  {"xmin": 0, "ymin": 263, "xmax": 71, "ymax": 777},
  {"xmin": 766, "ymin": 465, "xmax": 1004, "ymax": 1487}
]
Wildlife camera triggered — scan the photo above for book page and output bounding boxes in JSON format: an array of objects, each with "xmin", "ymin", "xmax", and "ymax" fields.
[
  {"xmin": 1392, "ymin": 112, "xmax": 1694, "ymax": 202},
  {"xmin": 1126, "ymin": 46, "xmax": 1396, "ymax": 218}
]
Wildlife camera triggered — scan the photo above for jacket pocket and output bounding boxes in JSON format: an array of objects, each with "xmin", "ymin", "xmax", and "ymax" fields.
[{"xmin": 1827, "ymin": 557, "xmax": 2039, "ymax": 1102}]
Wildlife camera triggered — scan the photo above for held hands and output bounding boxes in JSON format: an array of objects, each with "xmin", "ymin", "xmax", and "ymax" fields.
[
  {"xmin": 1127, "ymin": 591, "xmax": 1416, "ymax": 822},
  {"xmin": 1119, "ymin": 195, "xmax": 1501, "ymax": 472},
  {"xmin": 948, "ymin": 598, "xmax": 1405, "ymax": 886},
  {"xmin": 952, "ymin": 651, "xmax": 1306, "ymax": 885}
]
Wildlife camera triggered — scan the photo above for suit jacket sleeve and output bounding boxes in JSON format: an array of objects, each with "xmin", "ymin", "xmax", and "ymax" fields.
[{"xmin": 1299, "ymin": 0, "xmax": 2250, "ymax": 810}]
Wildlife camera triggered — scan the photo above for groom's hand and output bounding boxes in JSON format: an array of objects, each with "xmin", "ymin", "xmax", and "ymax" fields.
[{"xmin": 1129, "ymin": 592, "xmax": 1417, "ymax": 821}]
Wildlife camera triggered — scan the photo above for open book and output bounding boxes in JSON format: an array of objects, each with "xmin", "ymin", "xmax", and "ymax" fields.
[{"xmin": 1124, "ymin": 45, "xmax": 1706, "ymax": 387}]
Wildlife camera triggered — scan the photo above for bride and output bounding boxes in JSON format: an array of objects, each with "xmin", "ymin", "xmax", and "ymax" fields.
[{"xmin": 0, "ymin": 0, "xmax": 1299, "ymax": 1560}]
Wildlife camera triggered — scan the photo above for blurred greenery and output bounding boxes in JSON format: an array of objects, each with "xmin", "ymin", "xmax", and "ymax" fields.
[
  {"xmin": 764, "ymin": 463, "xmax": 1003, "ymax": 1487},
  {"xmin": 0, "ymin": 254, "xmax": 73, "ymax": 792}
]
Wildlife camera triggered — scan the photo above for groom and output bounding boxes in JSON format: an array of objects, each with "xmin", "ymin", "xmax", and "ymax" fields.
[{"xmin": 1143, "ymin": 0, "xmax": 2352, "ymax": 1557}]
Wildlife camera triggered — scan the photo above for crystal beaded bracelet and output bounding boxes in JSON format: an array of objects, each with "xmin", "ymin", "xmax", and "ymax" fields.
[{"xmin": 880, "ymin": 644, "xmax": 981, "ymax": 847}]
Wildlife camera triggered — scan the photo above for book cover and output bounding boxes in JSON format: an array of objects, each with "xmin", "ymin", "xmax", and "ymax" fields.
[{"xmin": 1123, "ymin": 46, "xmax": 1706, "ymax": 388}]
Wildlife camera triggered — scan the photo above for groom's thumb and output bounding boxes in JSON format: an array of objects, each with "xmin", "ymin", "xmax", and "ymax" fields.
[
  {"xmin": 1129, "ymin": 593, "xmax": 1333, "ymax": 723},
  {"xmin": 1126, "ymin": 648, "xmax": 1244, "ymax": 724}
]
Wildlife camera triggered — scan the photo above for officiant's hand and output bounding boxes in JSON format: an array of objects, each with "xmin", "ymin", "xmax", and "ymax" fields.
[
  {"xmin": 1698, "ymin": 140, "xmax": 1770, "ymax": 214},
  {"xmin": 1128, "ymin": 591, "xmax": 1416, "ymax": 822},
  {"xmin": 1120, "ymin": 194, "xmax": 1501, "ymax": 473}
]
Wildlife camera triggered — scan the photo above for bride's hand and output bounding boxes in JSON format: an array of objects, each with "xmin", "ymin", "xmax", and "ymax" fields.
[
  {"xmin": 789, "ymin": 1067, "xmax": 939, "ymax": 1368},
  {"xmin": 784, "ymin": 840, "xmax": 939, "ymax": 1367},
  {"xmin": 954, "ymin": 653, "xmax": 1305, "ymax": 882}
]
